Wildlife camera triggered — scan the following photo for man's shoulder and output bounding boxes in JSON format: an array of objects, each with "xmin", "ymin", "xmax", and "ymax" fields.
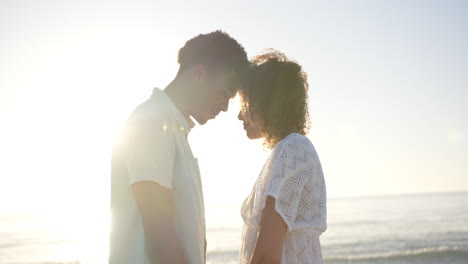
[
  {"xmin": 129, "ymin": 97, "xmax": 173, "ymax": 123},
  {"xmin": 123, "ymin": 96, "xmax": 185, "ymax": 138}
]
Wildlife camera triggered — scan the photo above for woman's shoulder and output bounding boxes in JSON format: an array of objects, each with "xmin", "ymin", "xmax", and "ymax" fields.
[
  {"xmin": 277, "ymin": 133, "xmax": 316, "ymax": 151},
  {"xmin": 267, "ymin": 134, "xmax": 315, "ymax": 165}
]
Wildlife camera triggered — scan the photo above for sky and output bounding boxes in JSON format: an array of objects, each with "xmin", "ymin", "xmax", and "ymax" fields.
[{"xmin": 0, "ymin": 0, "xmax": 467, "ymax": 216}]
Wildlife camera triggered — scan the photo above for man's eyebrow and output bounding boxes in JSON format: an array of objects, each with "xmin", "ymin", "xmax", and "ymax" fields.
[
  {"xmin": 229, "ymin": 78, "xmax": 242, "ymax": 92},
  {"xmin": 225, "ymin": 85, "xmax": 238, "ymax": 97}
]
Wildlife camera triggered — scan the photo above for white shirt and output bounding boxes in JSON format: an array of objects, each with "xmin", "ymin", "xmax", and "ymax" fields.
[
  {"xmin": 240, "ymin": 133, "xmax": 327, "ymax": 264},
  {"xmin": 110, "ymin": 88, "xmax": 205, "ymax": 264}
]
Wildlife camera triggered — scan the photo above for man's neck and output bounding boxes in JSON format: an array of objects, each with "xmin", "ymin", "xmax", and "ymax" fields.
[{"xmin": 164, "ymin": 79, "xmax": 196, "ymax": 128}]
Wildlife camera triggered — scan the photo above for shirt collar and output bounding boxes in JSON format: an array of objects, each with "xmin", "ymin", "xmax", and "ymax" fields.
[{"xmin": 151, "ymin": 87, "xmax": 193, "ymax": 134}]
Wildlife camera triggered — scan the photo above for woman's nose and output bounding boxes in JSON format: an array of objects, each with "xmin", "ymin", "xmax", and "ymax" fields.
[{"xmin": 238, "ymin": 111, "xmax": 243, "ymax": 120}]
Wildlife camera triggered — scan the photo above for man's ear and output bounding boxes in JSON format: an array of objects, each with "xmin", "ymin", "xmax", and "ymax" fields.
[{"xmin": 191, "ymin": 64, "xmax": 207, "ymax": 81}]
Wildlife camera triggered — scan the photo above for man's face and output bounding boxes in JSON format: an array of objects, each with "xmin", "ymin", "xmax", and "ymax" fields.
[{"xmin": 189, "ymin": 67, "xmax": 239, "ymax": 125}]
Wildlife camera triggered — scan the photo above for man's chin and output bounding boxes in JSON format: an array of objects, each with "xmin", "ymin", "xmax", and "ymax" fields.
[{"xmin": 192, "ymin": 115, "xmax": 209, "ymax": 125}]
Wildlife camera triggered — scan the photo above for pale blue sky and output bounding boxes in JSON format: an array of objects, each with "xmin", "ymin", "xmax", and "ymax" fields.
[{"xmin": 0, "ymin": 0, "xmax": 467, "ymax": 214}]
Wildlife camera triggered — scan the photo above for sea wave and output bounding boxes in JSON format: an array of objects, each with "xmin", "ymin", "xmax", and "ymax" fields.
[
  {"xmin": 207, "ymin": 249, "xmax": 238, "ymax": 258},
  {"xmin": 324, "ymin": 245, "xmax": 468, "ymax": 262}
]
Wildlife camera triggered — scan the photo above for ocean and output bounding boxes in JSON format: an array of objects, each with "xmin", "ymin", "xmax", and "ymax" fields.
[{"xmin": 1, "ymin": 192, "xmax": 467, "ymax": 264}]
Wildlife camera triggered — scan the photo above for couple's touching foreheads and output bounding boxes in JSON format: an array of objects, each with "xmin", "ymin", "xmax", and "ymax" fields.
[{"xmin": 110, "ymin": 30, "xmax": 326, "ymax": 264}]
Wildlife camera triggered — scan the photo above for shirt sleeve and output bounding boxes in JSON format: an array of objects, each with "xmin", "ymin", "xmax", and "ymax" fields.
[
  {"xmin": 263, "ymin": 136, "xmax": 316, "ymax": 232},
  {"xmin": 124, "ymin": 116, "xmax": 176, "ymax": 189}
]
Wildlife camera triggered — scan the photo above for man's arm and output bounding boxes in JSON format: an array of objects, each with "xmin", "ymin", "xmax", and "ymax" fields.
[
  {"xmin": 250, "ymin": 196, "xmax": 287, "ymax": 264},
  {"xmin": 132, "ymin": 181, "xmax": 188, "ymax": 264}
]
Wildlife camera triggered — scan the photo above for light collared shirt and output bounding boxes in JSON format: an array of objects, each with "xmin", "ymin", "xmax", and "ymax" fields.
[{"xmin": 110, "ymin": 88, "xmax": 205, "ymax": 264}]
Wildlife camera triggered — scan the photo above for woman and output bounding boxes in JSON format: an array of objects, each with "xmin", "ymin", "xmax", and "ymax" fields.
[{"xmin": 238, "ymin": 50, "xmax": 327, "ymax": 264}]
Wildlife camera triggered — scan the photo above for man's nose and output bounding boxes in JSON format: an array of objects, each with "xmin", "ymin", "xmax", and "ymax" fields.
[
  {"xmin": 238, "ymin": 111, "xmax": 243, "ymax": 120},
  {"xmin": 220, "ymin": 98, "xmax": 229, "ymax": 112}
]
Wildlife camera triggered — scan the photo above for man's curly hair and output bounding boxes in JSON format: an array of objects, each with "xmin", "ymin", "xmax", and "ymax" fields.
[
  {"xmin": 239, "ymin": 49, "xmax": 310, "ymax": 149},
  {"xmin": 177, "ymin": 30, "xmax": 249, "ymax": 83}
]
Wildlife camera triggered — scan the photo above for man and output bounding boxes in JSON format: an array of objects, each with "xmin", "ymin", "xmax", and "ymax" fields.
[{"xmin": 110, "ymin": 31, "xmax": 249, "ymax": 264}]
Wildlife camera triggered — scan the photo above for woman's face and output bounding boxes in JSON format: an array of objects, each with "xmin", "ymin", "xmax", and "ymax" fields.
[{"xmin": 238, "ymin": 110, "xmax": 264, "ymax": 140}]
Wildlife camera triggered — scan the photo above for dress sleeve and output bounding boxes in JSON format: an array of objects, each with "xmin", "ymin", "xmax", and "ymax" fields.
[
  {"xmin": 123, "ymin": 116, "xmax": 176, "ymax": 189},
  {"xmin": 262, "ymin": 136, "xmax": 310, "ymax": 231}
]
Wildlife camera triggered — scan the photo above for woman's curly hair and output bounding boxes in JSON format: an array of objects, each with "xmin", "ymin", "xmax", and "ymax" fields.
[{"xmin": 239, "ymin": 49, "xmax": 310, "ymax": 149}]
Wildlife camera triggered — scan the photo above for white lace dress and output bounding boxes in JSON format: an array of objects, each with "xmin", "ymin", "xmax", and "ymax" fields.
[{"xmin": 240, "ymin": 133, "xmax": 327, "ymax": 264}]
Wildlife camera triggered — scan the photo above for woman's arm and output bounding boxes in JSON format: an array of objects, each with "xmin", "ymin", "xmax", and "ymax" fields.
[{"xmin": 250, "ymin": 196, "xmax": 288, "ymax": 264}]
